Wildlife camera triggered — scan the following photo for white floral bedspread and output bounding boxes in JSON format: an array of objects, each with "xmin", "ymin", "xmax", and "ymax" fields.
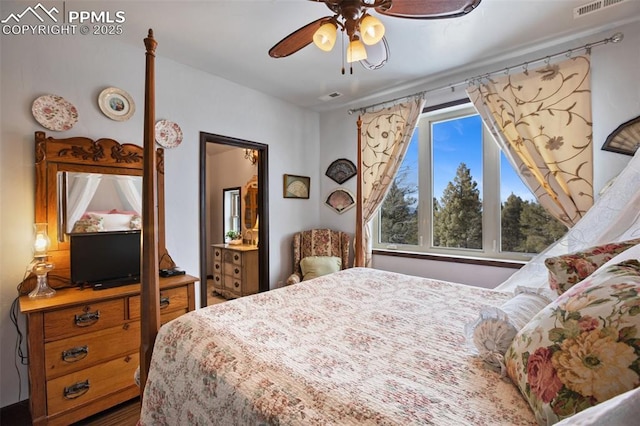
[{"xmin": 140, "ymin": 267, "xmax": 536, "ymax": 425}]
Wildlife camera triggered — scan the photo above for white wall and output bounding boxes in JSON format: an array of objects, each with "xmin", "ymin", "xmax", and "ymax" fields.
[
  {"xmin": 0, "ymin": 33, "xmax": 320, "ymax": 407},
  {"xmin": 318, "ymin": 22, "xmax": 640, "ymax": 288}
]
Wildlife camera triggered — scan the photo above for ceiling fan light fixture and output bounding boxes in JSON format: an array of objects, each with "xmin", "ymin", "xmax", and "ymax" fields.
[
  {"xmin": 347, "ymin": 36, "xmax": 367, "ymax": 63},
  {"xmin": 360, "ymin": 14, "xmax": 385, "ymax": 45},
  {"xmin": 313, "ymin": 22, "xmax": 338, "ymax": 52}
]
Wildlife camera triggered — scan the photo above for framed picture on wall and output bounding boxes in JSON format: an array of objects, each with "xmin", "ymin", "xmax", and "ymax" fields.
[{"xmin": 283, "ymin": 174, "xmax": 310, "ymax": 199}]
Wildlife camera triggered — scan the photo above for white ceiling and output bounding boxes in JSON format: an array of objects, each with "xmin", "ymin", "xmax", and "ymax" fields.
[{"xmin": 119, "ymin": 0, "xmax": 640, "ymax": 112}]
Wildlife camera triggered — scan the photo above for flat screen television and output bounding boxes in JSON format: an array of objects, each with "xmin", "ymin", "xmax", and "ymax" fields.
[{"xmin": 70, "ymin": 230, "xmax": 141, "ymax": 289}]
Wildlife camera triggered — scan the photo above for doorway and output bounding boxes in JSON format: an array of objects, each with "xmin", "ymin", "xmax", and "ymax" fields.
[{"xmin": 199, "ymin": 132, "xmax": 269, "ymax": 307}]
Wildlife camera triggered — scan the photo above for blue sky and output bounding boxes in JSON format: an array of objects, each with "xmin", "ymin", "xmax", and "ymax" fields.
[{"xmin": 399, "ymin": 113, "xmax": 534, "ymax": 204}]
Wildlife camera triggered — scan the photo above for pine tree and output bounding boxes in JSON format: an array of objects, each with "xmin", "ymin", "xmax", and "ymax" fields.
[
  {"xmin": 518, "ymin": 201, "xmax": 567, "ymax": 253},
  {"xmin": 380, "ymin": 172, "xmax": 418, "ymax": 245},
  {"xmin": 434, "ymin": 163, "xmax": 483, "ymax": 249},
  {"xmin": 501, "ymin": 193, "xmax": 524, "ymax": 252}
]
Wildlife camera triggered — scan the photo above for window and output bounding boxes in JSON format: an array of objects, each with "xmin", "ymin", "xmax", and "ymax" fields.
[{"xmin": 374, "ymin": 100, "xmax": 566, "ymax": 261}]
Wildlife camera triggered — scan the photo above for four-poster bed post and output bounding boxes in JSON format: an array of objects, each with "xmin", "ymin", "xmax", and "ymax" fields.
[
  {"xmin": 355, "ymin": 115, "xmax": 364, "ymax": 267},
  {"xmin": 140, "ymin": 28, "xmax": 160, "ymax": 394}
]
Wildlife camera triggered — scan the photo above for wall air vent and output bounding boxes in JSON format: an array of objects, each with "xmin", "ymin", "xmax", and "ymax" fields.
[
  {"xmin": 574, "ymin": 0, "xmax": 627, "ymax": 18},
  {"xmin": 319, "ymin": 92, "xmax": 343, "ymax": 101}
]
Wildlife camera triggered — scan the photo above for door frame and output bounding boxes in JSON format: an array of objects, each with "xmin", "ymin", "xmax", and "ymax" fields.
[{"xmin": 199, "ymin": 132, "xmax": 269, "ymax": 307}]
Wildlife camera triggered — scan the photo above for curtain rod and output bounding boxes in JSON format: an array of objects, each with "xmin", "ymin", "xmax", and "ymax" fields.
[{"xmin": 348, "ymin": 32, "xmax": 624, "ymax": 115}]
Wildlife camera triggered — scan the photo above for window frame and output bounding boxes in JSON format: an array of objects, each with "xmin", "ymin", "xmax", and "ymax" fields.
[{"xmin": 372, "ymin": 99, "xmax": 534, "ymax": 263}]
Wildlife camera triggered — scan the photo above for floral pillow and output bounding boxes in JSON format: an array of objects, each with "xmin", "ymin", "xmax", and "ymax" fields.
[
  {"xmin": 505, "ymin": 260, "xmax": 640, "ymax": 425},
  {"xmin": 545, "ymin": 238, "xmax": 640, "ymax": 295},
  {"xmin": 71, "ymin": 216, "xmax": 104, "ymax": 233}
]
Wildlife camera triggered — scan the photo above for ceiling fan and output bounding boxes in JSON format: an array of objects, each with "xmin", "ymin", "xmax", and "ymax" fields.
[{"xmin": 268, "ymin": 0, "xmax": 482, "ymax": 73}]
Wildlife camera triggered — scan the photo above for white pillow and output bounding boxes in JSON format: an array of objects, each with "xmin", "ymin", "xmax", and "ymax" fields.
[
  {"xmin": 91, "ymin": 213, "xmax": 133, "ymax": 231},
  {"xmin": 465, "ymin": 287, "xmax": 551, "ymax": 373}
]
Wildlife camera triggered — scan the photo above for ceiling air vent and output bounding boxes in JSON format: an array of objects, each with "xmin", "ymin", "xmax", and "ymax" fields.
[
  {"xmin": 319, "ymin": 92, "xmax": 343, "ymax": 101},
  {"xmin": 574, "ymin": 0, "xmax": 627, "ymax": 18}
]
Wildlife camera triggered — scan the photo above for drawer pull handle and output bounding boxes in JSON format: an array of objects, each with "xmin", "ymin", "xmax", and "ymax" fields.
[
  {"xmin": 234, "ymin": 268, "xmax": 240, "ymax": 274},
  {"xmin": 74, "ymin": 311, "xmax": 100, "ymax": 327},
  {"xmin": 160, "ymin": 296, "xmax": 170, "ymax": 309},
  {"xmin": 234, "ymin": 254, "xmax": 239, "ymax": 261},
  {"xmin": 62, "ymin": 346, "xmax": 88, "ymax": 363},
  {"xmin": 64, "ymin": 380, "xmax": 90, "ymax": 399},
  {"xmin": 234, "ymin": 282, "xmax": 240, "ymax": 288}
]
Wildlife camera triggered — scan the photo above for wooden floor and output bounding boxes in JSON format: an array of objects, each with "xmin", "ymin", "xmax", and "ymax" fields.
[{"xmin": 73, "ymin": 398, "xmax": 140, "ymax": 426}]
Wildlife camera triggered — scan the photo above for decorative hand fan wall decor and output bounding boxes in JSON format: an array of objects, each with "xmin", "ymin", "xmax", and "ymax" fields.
[{"xmin": 269, "ymin": 0, "xmax": 481, "ymax": 73}]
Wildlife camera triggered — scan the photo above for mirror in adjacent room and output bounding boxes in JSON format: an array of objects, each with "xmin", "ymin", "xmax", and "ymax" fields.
[
  {"xmin": 223, "ymin": 187, "xmax": 241, "ymax": 240},
  {"xmin": 61, "ymin": 172, "xmax": 142, "ymax": 234},
  {"xmin": 244, "ymin": 175, "xmax": 258, "ymax": 234}
]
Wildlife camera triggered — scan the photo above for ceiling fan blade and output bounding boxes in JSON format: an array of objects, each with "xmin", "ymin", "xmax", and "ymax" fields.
[
  {"xmin": 377, "ymin": 0, "xmax": 482, "ymax": 19},
  {"xmin": 360, "ymin": 36, "xmax": 389, "ymax": 70},
  {"xmin": 269, "ymin": 17, "xmax": 332, "ymax": 58}
]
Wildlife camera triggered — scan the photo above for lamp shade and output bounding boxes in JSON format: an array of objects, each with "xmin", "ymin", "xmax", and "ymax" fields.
[
  {"xmin": 33, "ymin": 223, "xmax": 50, "ymax": 257},
  {"xmin": 360, "ymin": 14, "xmax": 385, "ymax": 45},
  {"xmin": 347, "ymin": 37, "xmax": 367, "ymax": 63},
  {"xmin": 313, "ymin": 22, "xmax": 337, "ymax": 52}
]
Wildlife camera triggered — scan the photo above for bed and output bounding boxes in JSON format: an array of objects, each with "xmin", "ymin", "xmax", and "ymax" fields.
[
  {"xmin": 137, "ymin": 30, "xmax": 640, "ymax": 425},
  {"xmin": 139, "ymin": 268, "xmax": 535, "ymax": 424}
]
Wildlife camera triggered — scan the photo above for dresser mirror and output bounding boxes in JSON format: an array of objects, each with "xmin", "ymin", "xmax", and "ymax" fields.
[
  {"xmin": 61, "ymin": 172, "xmax": 143, "ymax": 234},
  {"xmin": 244, "ymin": 175, "xmax": 258, "ymax": 231},
  {"xmin": 34, "ymin": 131, "xmax": 173, "ymax": 283}
]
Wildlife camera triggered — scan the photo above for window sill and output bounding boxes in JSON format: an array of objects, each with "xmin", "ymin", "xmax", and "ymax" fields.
[{"xmin": 372, "ymin": 249, "xmax": 526, "ymax": 270}]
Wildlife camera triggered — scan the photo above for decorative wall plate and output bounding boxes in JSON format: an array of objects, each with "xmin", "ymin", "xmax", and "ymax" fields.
[
  {"xmin": 31, "ymin": 94, "xmax": 78, "ymax": 131},
  {"xmin": 602, "ymin": 115, "xmax": 640, "ymax": 156},
  {"xmin": 98, "ymin": 87, "xmax": 135, "ymax": 121},
  {"xmin": 155, "ymin": 119, "xmax": 183, "ymax": 148},
  {"xmin": 325, "ymin": 158, "xmax": 357, "ymax": 184},
  {"xmin": 325, "ymin": 188, "xmax": 355, "ymax": 214}
]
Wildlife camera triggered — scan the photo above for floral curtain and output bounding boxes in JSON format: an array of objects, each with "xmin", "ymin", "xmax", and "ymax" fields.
[
  {"xmin": 466, "ymin": 56, "xmax": 593, "ymax": 228},
  {"xmin": 355, "ymin": 94, "xmax": 426, "ymax": 267}
]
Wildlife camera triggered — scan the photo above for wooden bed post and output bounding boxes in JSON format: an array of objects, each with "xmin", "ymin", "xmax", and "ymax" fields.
[
  {"xmin": 355, "ymin": 115, "xmax": 364, "ymax": 267},
  {"xmin": 140, "ymin": 28, "xmax": 160, "ymax": 395}
]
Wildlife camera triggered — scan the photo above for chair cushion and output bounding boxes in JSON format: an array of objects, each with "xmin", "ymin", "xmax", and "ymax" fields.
[{"xmin": 300, "ymin": 256, "xmax": 342, "ymax": 281}]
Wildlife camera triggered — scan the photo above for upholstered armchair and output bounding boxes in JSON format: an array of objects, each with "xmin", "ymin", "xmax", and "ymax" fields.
[{"xmin": 286, "ymin": 229, "xmax": 351, "ymax": 285}]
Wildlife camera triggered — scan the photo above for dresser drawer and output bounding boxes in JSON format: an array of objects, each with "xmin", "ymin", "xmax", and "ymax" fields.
[
  {"xmin": 45, "ymin": 322, "xmax": 140, "ymax": 380},
  {"xmin": 212, "ymin": 273, "xmax": 223, "ymax": 292},
  {"xmin": 223, "ymin": 249, "xmax": 242, "ymax": 265},
  {"xmin": 46, "ymin": 352, "xmax": 138, "ymax": 417},
  {"xmin": 223, "ymin": 262, "xmax": 242, "ymax": 277},
  {"xmin": 44, "ymin": 299, "xmax": 126, "ymax": 341},
  {"xmin": 129, "ymin": 286, "xmax": 189, "ymax": 320}
]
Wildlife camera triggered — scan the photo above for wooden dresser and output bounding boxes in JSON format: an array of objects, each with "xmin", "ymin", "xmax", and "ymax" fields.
[
  {"xmin": 211, "ymin": 244, "xmax": 258, "ymax": 299},
  {"xmin": 19, "ymin": 274, "xmax": 197, "ymax": 426}
]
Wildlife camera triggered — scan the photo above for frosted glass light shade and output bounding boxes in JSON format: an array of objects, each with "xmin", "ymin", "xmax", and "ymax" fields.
[
  {"xmin": 360, "ymin": 15, "xmax": 385, "ymax": 45},
  {"xmin": 313, "ymin": 22, "xmax": 337, "ymax": 52},
  {"xmin": 33, "ymin": 223, "xmax": 50, "ymax": 257},
  {"xmin": 347, "ymin": 37, "xmax": 367, "ymax": 63}
]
